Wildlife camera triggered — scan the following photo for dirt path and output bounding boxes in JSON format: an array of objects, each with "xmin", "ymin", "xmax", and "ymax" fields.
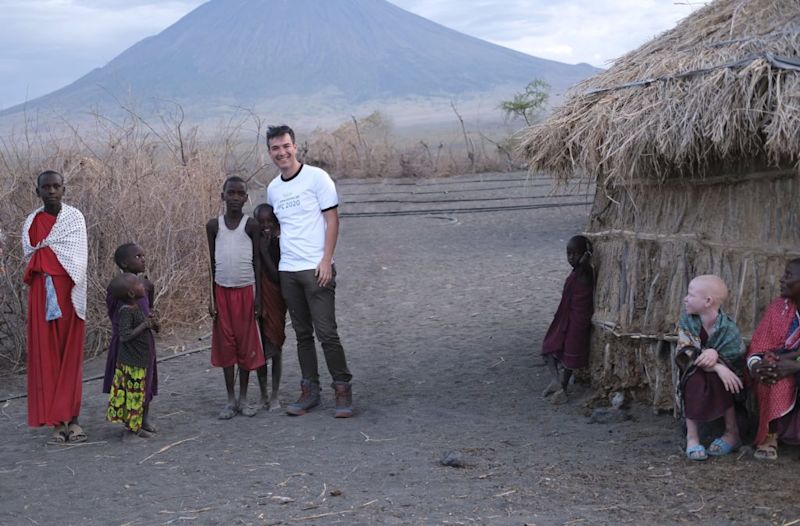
[{"xmin": 1, "ymin": 172, "xmax": 798, "ymax": 525}]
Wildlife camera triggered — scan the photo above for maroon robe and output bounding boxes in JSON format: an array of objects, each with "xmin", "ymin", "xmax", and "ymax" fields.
[{"xmin": 541, "ymin": 270, "xmax": 594, "ymax": 369}]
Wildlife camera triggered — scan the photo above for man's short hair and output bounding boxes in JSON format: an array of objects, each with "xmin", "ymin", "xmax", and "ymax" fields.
[
  {"xmin": 36, "ymin": 170, "xmax": 64, "ymax": 187},
  {"xmin": 223, "ymin": 175, "xmax": 247, "ymax": 191},
  {"xmin": 266, "ymin": 125, "xmax": 295, "ymax": 145}
]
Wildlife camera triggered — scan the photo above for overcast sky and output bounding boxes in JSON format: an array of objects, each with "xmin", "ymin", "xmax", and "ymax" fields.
[{"xmin": 0, "ymin": 0, "xmax": 705, "ymax": 109}]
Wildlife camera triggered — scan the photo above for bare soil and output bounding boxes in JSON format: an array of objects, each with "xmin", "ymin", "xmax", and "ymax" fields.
[{"xmin": 1, "ymin": 172, "xmax": 799, "ymax": 525}]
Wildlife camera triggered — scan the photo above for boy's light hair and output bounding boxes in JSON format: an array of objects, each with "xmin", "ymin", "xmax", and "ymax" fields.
[{"xmin": 691, "ymin": 274, "xmax": 729, "ymax": 305}]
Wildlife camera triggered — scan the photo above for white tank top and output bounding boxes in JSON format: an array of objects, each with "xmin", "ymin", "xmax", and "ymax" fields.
[{"xmin": 214, "ymin": 215, "xmax": 254, "ymax": 287}]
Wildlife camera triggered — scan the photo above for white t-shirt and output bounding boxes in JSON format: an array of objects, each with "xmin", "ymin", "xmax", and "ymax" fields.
[{"xmin": 266, "ymin": 164, "xmax": 339, "ymax": 272}]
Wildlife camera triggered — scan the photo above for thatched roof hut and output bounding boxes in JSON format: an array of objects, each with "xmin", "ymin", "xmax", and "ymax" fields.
[{"xmin": 521, "ymin": 0, "xmax": 800, "ymax": 412}]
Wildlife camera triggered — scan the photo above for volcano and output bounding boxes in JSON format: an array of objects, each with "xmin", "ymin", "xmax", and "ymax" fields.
[{"xmin": 1, "ymin": 0, "xmax": 599, "ymax": 125}]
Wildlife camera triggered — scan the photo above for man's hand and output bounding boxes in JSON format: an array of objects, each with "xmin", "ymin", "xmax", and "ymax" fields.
[
  {"xmin": 694, "ymin": 348, "xmax": 719, "ymax": 369},
  {"xmin": 714, "ymin": 363, "xmax": 743, "ymax": 394},
  {"xmin": 208, "ymin": 302, "xmax": 217, "ymax": 321},
  {"xmin": 316, "ymin": 259, "xmax": 333, "ymax": 287}
]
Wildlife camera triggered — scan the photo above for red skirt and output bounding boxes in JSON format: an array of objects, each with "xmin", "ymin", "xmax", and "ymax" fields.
[{"xmin": 211, "ymin": 284, "xmax": 265, "ymax": 370}]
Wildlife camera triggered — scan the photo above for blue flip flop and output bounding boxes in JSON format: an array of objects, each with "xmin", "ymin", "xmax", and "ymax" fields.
[
  {"xmin": 707, "ymin": 437, "xmax": 740, "ymax": 456},
  {"xmin": 686, "ymin": 444, "xmax": 708, "ymax": 461}
]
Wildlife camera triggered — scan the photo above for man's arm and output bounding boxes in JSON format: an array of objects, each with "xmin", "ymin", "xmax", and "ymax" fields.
[
  {"xmin": 316, "ymin": 208, "xmax": 339, "ymax": 287},
  {"xmin": 205, "ymin": 219, "xmax": 218, "ymax": 319}
]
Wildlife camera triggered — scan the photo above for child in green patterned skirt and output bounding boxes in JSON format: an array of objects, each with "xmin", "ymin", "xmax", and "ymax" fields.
[{"xmin": 106, "ymin": 273, "xmax": 159, "ymax": 437}]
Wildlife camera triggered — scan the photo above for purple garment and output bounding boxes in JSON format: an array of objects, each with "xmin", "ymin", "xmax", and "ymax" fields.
[{"xmin": 103, "ymin": 288, "xmax": 158, "ymax": 402}]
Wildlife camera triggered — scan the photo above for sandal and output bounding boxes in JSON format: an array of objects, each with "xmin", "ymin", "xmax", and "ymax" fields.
[
  {"xmin": 708, "ymin": 437, "xmax": 741, "ymax": 456},
  {"xmin": 47, "ymin": 425, "xmax": 68, "ymax": 445},
  {"xmin": 67, "ymin": 423, "xmax": 87, "ymax": 443},
  {"xmin": 240, "ymin": 404, "xmax": 259, "ymax": 417},
  {"xmin": 218, "ymin": 404, "xmax": 237, "ymax": 420},
  {"xmin": 754, "ymin": 434, "xmax": 779, "ymax": 461},
  {"xmin": 686, "ymin": 444, "xmax": 708, "ymax": 461}
]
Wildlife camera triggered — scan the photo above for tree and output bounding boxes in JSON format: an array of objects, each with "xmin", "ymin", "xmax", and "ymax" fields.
[{"xmin": 499, "ymin": 79, "xmax": 550, "ymax": 126}]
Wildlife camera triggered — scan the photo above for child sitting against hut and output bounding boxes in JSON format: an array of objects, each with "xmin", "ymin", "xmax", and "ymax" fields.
[
  {"xmin": 541, "ymin": 235, "xmax": 594, "ymax": 404},
  {"xmin": 254, "ymin": 204, "xmax": 286, "ymax": 410},
  {"xmin": 206, "ymin": 176, "xmax": 265, "ymax": 419},
  {"xmin": 103, "ymin": 243, "xmax": 158, "ymax": 433},
  {"xmin": 676, "ymin": 275, "xmax": 745, "ymax": 461},
  {"xmin": 106, "ymin": 273, "xmax": 159, "ymax": 438}
]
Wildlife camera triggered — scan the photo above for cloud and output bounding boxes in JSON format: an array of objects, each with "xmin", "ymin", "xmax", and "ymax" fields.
[
  {"xmin": 0, "ymin": 0, "xmax": 205, "ymax": 107},
  {"xmin": 391, "ymin": 0, "xmax": 705, "ymax": 66}
]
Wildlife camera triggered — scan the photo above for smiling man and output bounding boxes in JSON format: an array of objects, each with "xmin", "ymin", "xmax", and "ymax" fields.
[
  {"xmin": 21, "ymin": 170, "xmax": 88, "ymax": 444},
  {"xmin": 265, "ymin": 125, "xmax": 353, "ymax": 418}
]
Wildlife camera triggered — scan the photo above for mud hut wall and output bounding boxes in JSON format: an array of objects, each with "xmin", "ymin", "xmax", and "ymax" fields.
[
  {"xmin": 587, "ymin": 168, "xmax": 799, "ymax": 339},
  {"xmin": 582, "ymin": 168, "xmax": 798, "ymax": 411},
  {"xmin": 588, "ymin": 330, "xmax": 676, "ymax": 412}
]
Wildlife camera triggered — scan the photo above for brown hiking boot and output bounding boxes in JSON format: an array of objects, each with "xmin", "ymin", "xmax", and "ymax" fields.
[
  {"xmin": 286, "ymin": 379, "xmax": 320, "ymax": 416},
  {"xmin": 332, "ymin": 381, "xmax": 353, "ymax": 418}
]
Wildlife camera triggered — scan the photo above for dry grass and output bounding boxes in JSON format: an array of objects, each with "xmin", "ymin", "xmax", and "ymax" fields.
[
  {"xmin": 520, "ymin": 0, "xmax": 800, "ymax": 185},
  {"xmin": 0, "ymin": 108, "xmax": 519, "ymax": 370}
]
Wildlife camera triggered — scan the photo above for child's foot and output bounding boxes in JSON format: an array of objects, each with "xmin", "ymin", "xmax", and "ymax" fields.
[
  {"xmin": 542, "ymin": 381, "xmax": 559, "ymax": 398},
  {"xmin": 47, "ymin": 424, "xmax": 69, "ymax": 445},
  {"xmin": 686, "ymin": 444, "xmax": 708, "ymax": 461},
  {"xmin": 218, "ymin": 403, "xmax": 238, "ymax": 420},
  {"xmin": 269, "ymin": 397, "xmax": 282, "ymax": 411},
  {"xmin": 141, "ymin": 421, "xmax": 158, "ymax": 433},
  {"xmin": 136, "ymin": 428, "xmax": 154, "ymax": 438},
  {"xmin": 240, "ymin": 402, "xmax": 260, "ymax": 417},
  {"xmin": 550, "ymin": 389, "xmax": 568, "ymax": 405},
  {"xmin": 707, "ymin": 434, "xmax": 740, "ymax": 456}
]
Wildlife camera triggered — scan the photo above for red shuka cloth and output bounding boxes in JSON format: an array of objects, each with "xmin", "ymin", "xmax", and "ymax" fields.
[
  {"xmin": 211, "ymin": 284, "xmax": 265, "ymax": 370},
  {"xmin": 23, "ymin": 212, "xmax": 85, "ymax": 427},
  {"xmin": 541, "ymin": 270, "xmax": 594, "ymax": 370},
  {"xmin": 748, "ymin": 297, "xmax": 798, "ymax": 445},
  {"xmin": 259, "ymin": 276, "xmax": 286, "ymax": 357}
]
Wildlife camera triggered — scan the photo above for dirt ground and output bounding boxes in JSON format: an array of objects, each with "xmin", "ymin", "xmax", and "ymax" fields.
[{"xmin": 2, "ymin": 172, "xmax": 800, "ymax": 525}]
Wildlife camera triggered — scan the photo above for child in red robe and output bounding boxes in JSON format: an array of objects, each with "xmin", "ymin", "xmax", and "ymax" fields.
[{"xmin": 541, "ymin": 235, "xmax": 594, "ymax": 404}]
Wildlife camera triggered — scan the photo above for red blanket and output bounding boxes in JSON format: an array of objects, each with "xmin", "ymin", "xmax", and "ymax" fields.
[
  {"xmin": 748, "ymin": 297, "xmax": 798, "ymax": 445},
  {"xmin": 24, "ymin": 212, "xmax": 85, "ymax": 427}
]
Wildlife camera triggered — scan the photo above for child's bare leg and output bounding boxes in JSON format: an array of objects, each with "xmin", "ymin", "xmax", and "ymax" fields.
[
  {"xmin": 218, "ymin": 366, "xmax": 238, "ymax": 419},
  {"xmin": 238, "ymin": 367, "xmax": 254, "ymax": 415},
  {"xmin": 685, "ymin": 417, "xmax": 709, "ymax": 459},
  {"xmin": 270, "ymin": 350, "xmax": 282, "ymax": 410},
  {"xmin": 561, "ymin": 368, "xmax": 573, "ymax": 392},
  {"xmin": 542, "ymin": 355, "xmax": 561, "ymax": 397},
  {"xmin": 256, "ymin": 364, "xmax": 270, "ymax": 407},
  {"xmin": 720, "ymin": 406, "xmax": 740, "ymax": 444},
  {"xmin": 141, "ymin": 404, "xmax": 157, "ymax": 433}
]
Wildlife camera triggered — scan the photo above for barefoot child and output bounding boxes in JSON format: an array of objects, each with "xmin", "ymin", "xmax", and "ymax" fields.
[
  {"xmin": 206, "ymin": 176, "xmax": 265, "ymax": 419},
  {"xmin": 254, "ymin": 204, "xmax": 286, "ymax": 411},
  {"xmin": 106, "ymin": 273, "xmax": 158, "ymax": 437},
  {"xmin": 541, "ymin": 235, "xmax": 594, "ymax": 404},
  {"xmin": 103, "ymin": 243, "xmax": 158, "ymax": 433},
  {"xmin": 676, "ymin": 275, "xmax": 745, "ymax": 461}
]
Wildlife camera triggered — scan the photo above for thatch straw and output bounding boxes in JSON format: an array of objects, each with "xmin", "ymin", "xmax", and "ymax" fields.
[{"xmin": 520, "ymin": 0, "xmax": 800, "ymax": 185}]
